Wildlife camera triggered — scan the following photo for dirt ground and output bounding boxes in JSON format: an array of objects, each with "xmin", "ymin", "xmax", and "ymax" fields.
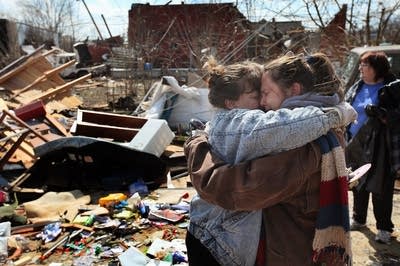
[{"xmin": 350, "ymin": 183, "xmax": 400, "ymax": 265}]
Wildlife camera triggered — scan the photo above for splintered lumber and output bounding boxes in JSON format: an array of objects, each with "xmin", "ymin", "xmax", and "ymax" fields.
[
  {"xmin": 13, "ymin": 100, "xmax": 72, "ymax": 137},
  {"xmin": 0, "ymin": 48, "xmax": 57, "ymax": 84},
  {"xmin": 45, "ymin": 114, "xmax": 72, "ymax": 137},
  {"xmin": 16, "ymin": 73, "xmax": 91, "ymax": 104},
  {"xmin": 1, "ymin": 109, "xmax": 50, "ymax": 142},
  {"xmin": 45, "ymin": 96, "xmax": 83, "ymax": 113},
  {"xmin": 1, "ymin": 130, "xmax": 35, "ymax": 158},
  {"xmin": 0, "ymin": 44, "xmax": 44, "ymax": 77},
  {"xmin": 10, "ymin": 59, "xmax": 77, "ymax": 99},
  {"xmin": 1, "ymin": 48, "xmax": 90, "ymax": 114},
  {"xmin": 0, "ymin": 98, "xmax": 8, "ymax": 111},
  {"xmin": 8, "ymin": 172, "xmax": 31, "ymax": 189},
  {"xmin": 0, "ymin": 130, "xmax": 30, "ymax": 170},
  {"xmin": 0, "ymin": 55, "xmax": 39, "ymax": 84},
  {"xmin": 3, "ymin": 56, "xmax": 65, "ymax": 93},
  {"xmin": 0, "ymin": 129, "xmax": 29, "ymax": 143},
  {"xmin": 11, "ymin": 221, "xmax": 54, "ymax": 235}
]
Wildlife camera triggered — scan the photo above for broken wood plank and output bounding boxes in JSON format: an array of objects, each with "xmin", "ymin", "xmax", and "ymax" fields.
[
  {"xmin": 30, "ymin": 123, "xmax": 51, "ymax": 135},
  {"xmin": 61, "ymin": 223, "xmax": 94, "ymax": 232},
  {"xmin": 163, "ymin": 144, "xmax": 185, "ymax": 158},
  {"xmin": 11, "ymin": 220, "xmax": 53, "ymax": 235},
  {"xmin": 0, "ymin": 132, "xmax": 34, "ymax": 167},
  {"xmin": 10, "ymin": 59, "xmax": 77, "ymax": 99},
  {"xmin": 0, "ymin": 130, "xmax": 30, "ymax": 170},
  {"xmin": 0, "ymin": 52, "xmax": 54, "ymax": 84},
  {"xmin": 0, "ymin": 128, "xmax": 29, "ymax": 143},
  {"xmin": 12, "ymin": 187, "xmax": 45, "ymax": 193},
  {"xmin": 0, "ymin": 44, "xmax": 44, "ymax": 77},
  {"xmin": 17, "ymin": 73, "xmax": 91, "ymax": 104},
  {"xmin": 27, "ymin": 132, "xmax": 62, "ymax": 148},
  {"xmin": 9, "ymin": 171, "xmax": 31, "ymax": 189},
  {"xmin": 1, "ymin": 109, "xmax": 50, "ymax": 142},
  {"xmin": 1, "ymin": 54, "xmax": 65, "ymax": 94},
  {"xmin": 0, "ymin": 98, "xmax": 8, "ymax": 111},
  {"xmin": 8, "ymin": 150, "xmax": 35, "ymax": 169},
  {"xmin": 45, "ymin": 113, "xmax": 72, "ymax": 137},
  {"xmin": 45, "ymin": 95, "xmax": 83, "ymax": 114},
  {"xmin": 2, "ymin": 131, "xmax": 35, "ymax": 158}
]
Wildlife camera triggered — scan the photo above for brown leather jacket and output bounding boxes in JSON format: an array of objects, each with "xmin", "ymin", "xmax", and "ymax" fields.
[{"xmin": 184, "ymin": 134, "xmax": 323, "ymax": 266}]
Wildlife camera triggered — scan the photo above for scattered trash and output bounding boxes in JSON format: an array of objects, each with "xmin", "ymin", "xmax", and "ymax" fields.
[
  {"xmin": 99, "ymin": 193, "xmax": 127, "ymax": 208},
  {"xmin": 148, "ymin": 209, "xmax": 185, "ymax": 223},
  {"xmin": 118, "ymin": 246, "xmax": 150, "ymax": 266},
  {"xmin": 0, "ymin": 221, "xmax": 10, "ymax": 262},
  {"xmin": 37, "ymin": 222, "xmax": 62, "ymax": 243}
]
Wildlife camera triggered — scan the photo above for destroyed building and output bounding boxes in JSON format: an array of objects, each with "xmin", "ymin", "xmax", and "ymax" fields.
[{"xmin": 128, "ymin": 3, "xmax": 250, "ymax": 69}]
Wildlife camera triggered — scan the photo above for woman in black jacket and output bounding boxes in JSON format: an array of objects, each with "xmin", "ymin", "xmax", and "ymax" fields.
[{"xmin": 345, "ymin": 51, "xmax": 399, "ymax": 244}]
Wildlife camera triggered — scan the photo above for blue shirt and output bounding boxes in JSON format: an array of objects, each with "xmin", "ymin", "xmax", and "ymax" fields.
[{"xmin": 349, "ymin": 82, "xmax": 383, "ymax": 138}]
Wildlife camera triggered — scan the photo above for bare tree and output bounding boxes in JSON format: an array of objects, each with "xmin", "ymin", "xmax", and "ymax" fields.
[
  {"xmin": 303, "ymin": 0, "xmax": 326, "ymax": 29},
  {"xmin": 306, "ymin": 0, "xmax": 400, "ymax": 46},
  {"xmin": 375, "ymin": 1, "xmax": 400, "ymax": 44},
  {"xmin": 17, "ymin": 0, "xmax": 77, "ymax": 46},
  {"xmin": 385, "ymin": 16, "xmax": 400, "ymax": 44},
  {"xmin": 365, "ymin": 0, "xmax": 372, "ymax": 45}
]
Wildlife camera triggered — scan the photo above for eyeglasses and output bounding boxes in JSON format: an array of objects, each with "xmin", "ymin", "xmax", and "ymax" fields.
[{"xmin": 359, "ymin": 63, "xmax": 370, "ymax": 68}]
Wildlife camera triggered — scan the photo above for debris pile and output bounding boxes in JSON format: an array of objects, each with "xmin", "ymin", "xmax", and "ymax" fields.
[
  {"xmin": 1, "ymin": 186, "xmax": 195, "ymax": 265},
  {"xmin": 0, "ymin": 48, "xmax": 205, "ymax": 265}
]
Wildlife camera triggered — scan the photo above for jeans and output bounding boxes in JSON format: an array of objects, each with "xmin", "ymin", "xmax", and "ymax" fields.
[{"xmin": 186, "ymin": 231, "xmax": 220, "ymax": 266}]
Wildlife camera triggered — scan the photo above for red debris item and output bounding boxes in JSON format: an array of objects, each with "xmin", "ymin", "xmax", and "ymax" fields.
[
  {"xmin": 14, "ymin": 100, "xmax": 46, "ymax": 121},
  {"xmin": 175, "ymin": 192, "xmax": 190, "ymax": 204},
  {"xmin": 162, "ymin": 228, "xmax": 178, "ymax": 241},
  {"xmin": 149, "ymin": 209, "xmax": 185, "ymax": 223},
  {"xmin": 0, "ymin": 190, "xmax": 9, "ymax": 204}
]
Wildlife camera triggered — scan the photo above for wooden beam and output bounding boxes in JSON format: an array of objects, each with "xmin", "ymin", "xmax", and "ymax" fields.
[
  {"xmin": 22, "ymin": 73, "xmax": 91, "ymax": 103},
  {"xmin": 2, "ymin": 130, "xmax": 36, "ymax": 158},
  {"xmin": 10, "ymin": 59, "xmax": 76, "ymax": 99},
  {"xmin": 9, "ymin": 172, "xmax": 31, "ymax": 189},
  {"xmin": 1, "ymin": 109, "xmax": 50, "ymax": 142},
  {"xmin": 0, "ymin": 54, "xmax": 49, "ymax": 84},
  {"xmin": 0, "ymin": 131, "xmax": 30, "ymax": 170},
  {"xmin": 41, "ymin": 48, "xmax": 58, "ymax": 57},
  {"xmin": 45, "ymin": 114, "xmax": 72, "ymax": 137},
  {"xmin": 0, "ymin": 44, "xmax": 45, "ymax": 77}
]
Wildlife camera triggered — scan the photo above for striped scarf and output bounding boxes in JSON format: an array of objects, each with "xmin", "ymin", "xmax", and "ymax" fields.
[{"xmin": 313, "ymin": 131, "xmax": 352, "ymax": 265}]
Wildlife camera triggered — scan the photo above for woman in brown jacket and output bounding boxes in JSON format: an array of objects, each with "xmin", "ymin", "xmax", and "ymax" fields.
[{"xmin": 185, "ymin": 53, "xmax": 353, "ymax": 266}]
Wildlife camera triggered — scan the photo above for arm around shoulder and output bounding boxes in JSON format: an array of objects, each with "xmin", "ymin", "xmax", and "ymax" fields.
[{"xmin": 184, "ymin": 135, "xmax": 321, "ymax": 211}]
